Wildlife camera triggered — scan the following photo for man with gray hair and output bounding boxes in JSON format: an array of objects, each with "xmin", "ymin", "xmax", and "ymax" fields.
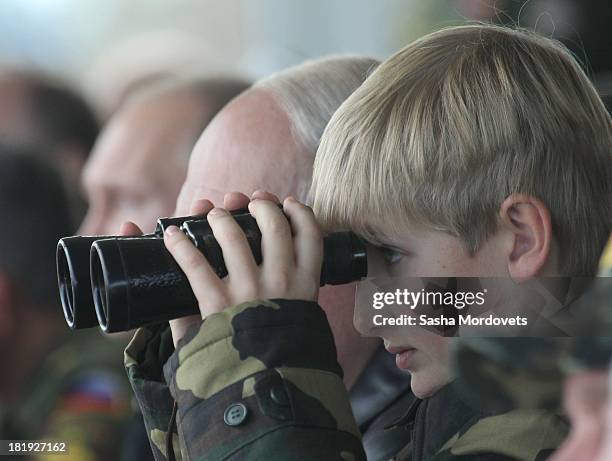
[{"xmin": 122, "ymin": 55, "xmax": 410, "ymax": 460}]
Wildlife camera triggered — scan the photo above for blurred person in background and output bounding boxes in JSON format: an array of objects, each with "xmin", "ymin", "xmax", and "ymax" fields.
[
  {"xmin": 79, "ymin": 75, "xmax": 251, "ymax": 236},
  {"xmin": 0, "ymin": 70, "xmax": 100, "ymax": 221},
  {"xmin": 121, "ymin": 56, "xmax": 414, "ymax": 461},
  {"xmin": 0, "ymin": 147, "xmax": 130, "ymax": 460},
  {"xmin": 551, "ymin": 344, "xmax": 612, "ymax": 460},
  {"xmin": 593, "ymin": 357, "xmax": 612, "ymax": 461},
  {"xmin": 78, "ymin": 75, "xmax": 250, "ymax": 460}
]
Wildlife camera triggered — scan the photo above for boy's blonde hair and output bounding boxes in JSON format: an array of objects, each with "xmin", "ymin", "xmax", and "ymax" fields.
[{"xmin": 312, "ymin": 24, "xmax": 612, "ymax": 276}]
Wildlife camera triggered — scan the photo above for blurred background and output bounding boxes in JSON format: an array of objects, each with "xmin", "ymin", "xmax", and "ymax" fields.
[{"xmin": 0, "ymin": 0, "xmax": 610, "ymax": 118}]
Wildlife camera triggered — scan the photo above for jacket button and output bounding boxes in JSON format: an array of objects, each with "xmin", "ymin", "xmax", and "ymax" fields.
[
  {"xmin": 270, "ymin": 384, "xmax": 290, "ymax": 406},
  {"xmin": 223, "ymin": 403, "xmax": 248, "ymax": 426}
]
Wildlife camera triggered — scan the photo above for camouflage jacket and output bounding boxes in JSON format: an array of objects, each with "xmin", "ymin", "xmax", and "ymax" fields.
[
  {"xmin": 0, "ymin": 329, "xmax": 132, "ymax": 461},
  {"xmin": 388, "ymin": 381, "xmax": 567, "ymax": 460},
  {"xmin": 125, "ymin": 299, "xmax": 568, "ymax": 461}
]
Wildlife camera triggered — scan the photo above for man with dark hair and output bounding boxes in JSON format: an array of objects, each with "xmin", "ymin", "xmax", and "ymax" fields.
[
  {"xmin": 0, "ymin": 147, "xmax": 130, "ymax": 460},
  {"xmin": 0, "ymin": 70, "xmax": 100, "ymax": 219}
]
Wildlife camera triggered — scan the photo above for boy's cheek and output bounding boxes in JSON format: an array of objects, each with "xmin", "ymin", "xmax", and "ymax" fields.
[
  {"xmin": 410, "ymin": 351, "xmax": 454, "ymax": 397},
  {"xmin": 408, "ymin": 336, "xmax": 454, "ymax": 398},
  {"xmin": 421, "ymin": 336, "xmax": 453, "ymax": 373},
  {"xmin": 398, "ymin": 231, "xmax": 509, "ymax": 278},
  {"xmin": 414, "ymin": 247, "xmax": 506, "ymax": 277}
]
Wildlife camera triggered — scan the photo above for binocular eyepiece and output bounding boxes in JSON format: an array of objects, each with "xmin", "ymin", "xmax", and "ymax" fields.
[{"xmin": 57, "ymin": 208, "xmax": 367, "ymax": 333}]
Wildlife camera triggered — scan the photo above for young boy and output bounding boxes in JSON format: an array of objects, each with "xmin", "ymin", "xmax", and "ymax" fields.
[
  {"xmin": 310, "ymin": 23, "xmax": 611, "ymax": 400},
  {"xmin": 137, "ymin": 25, "xmax": 611, "ymax": 460}
]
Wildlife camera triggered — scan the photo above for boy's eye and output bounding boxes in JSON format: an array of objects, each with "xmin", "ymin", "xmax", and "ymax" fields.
[{"xmin": 379, "ymin": 247, "xmax": 403, "ymax": 265}]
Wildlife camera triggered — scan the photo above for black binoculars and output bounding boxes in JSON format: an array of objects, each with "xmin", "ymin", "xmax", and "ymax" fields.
[{"xmin": 57, "ymin": 208, "xmax": 367, "ymax": 333}]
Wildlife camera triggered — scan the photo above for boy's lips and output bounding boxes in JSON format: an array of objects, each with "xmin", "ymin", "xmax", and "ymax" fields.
[{"xmin": 385, "ymin": 345, "xmax": 418, "ymax": 370}]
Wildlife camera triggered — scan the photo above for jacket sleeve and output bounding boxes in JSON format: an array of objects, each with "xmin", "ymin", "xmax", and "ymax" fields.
[
  {"xmin": 161, "ymin": 299, "xmax": 366, "ymax": 461},
  {"xmin": 125, "ymin": 324, "xmax": 182, "ymax": 461}
]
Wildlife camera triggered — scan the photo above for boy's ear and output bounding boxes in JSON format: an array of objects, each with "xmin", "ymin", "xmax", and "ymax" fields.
[{"xmin": 499, "ymin": 194, "xmax": 553, "ymax": 281}]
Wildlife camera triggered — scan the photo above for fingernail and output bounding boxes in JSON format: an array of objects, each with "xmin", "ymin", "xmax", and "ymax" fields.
[
  {"xmin": 286, "ymin": 196, "xmax": 296, "ymax": 202},
  {"xmin": 165, "ymin": 225, "xmax": 180, "ymax": 236},
  {"xmin": 208, "ymin": 207, "xmax": 224, "ymax": 216}
]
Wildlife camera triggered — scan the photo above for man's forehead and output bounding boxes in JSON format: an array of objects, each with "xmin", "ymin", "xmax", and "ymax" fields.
[
  {"xmin": 177, "ymin": 88, "xmax": 322, "ymax": 213},
  {"xmin": 184, "ymin": 89, "xmax": 305, "ymax": 193},
  {"xmin": 194, "ymin": 89, "xmax": 294, "ymax": 155},
  {"xmin": 85, "ymin": 127, "xmax": 141, "ymax": 178},
  {"xmin": 182, "ymin": 155, "xmax": 300, "ymax": 206},
  {"xmin": 87, "ymin": 101, "xmax": 187, "ymax": 172},
  {"xmin": 83, "ymin": 155, "xmax": 155, "ymax": 195},
  {"xmin": 83, "ymin": 123, "xmax": 159, "ymax": 193}
]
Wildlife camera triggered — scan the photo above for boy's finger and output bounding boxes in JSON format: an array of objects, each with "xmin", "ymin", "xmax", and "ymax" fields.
[
  {"xmin": 119, "ymin": 221, "xmax": 143, "ymax": 236},
  {"xmin": 223, "ymin": 192, "xmax": 251, "ymax": 210},
  {"xmin": 189, "ymin": 198, "xmax": 215, "ymax": 216},
  {"xmin": 206, "ymin": 208, "xmax": 258, "ymax": 282},
  {"xmin": 248, "ymin": 199, "xmax": 294, "ymax": 272},
  {"xmin": 163, "ymin": 226, "xmax": 227, "ymax": 317},
  {"xmin": 251, "ymin": 190, "xmax": 280, "ymax": 203},
  {"xmin": 283, "ymin": 197, "xmax": 323, "ymax": 277}
]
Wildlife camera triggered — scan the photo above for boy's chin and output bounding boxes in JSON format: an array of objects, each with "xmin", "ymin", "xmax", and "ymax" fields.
[{"xmin": 410, "ymin": 369, "xmax": 453, "ymax": 399}]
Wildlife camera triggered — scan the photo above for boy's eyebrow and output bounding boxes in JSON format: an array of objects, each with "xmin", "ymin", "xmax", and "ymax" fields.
[
  {"xmin": 381, "ymin": 243, "xmax": 412, "ymax": 254},
  {"xmin": 362, "ymin": 233, "xmax": 389, "ymax": 248},
  {"xmin": 365, "ymin": 235, "xmax": 412, "ymax": 254}
]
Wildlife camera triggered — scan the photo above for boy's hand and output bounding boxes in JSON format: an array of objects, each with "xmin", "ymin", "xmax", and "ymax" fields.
[
  {"xmin": 118, "ymin": 192, "xmax": 258, "ymax": 344},
  {"xmin": 167, "ymin": 192, "xmax": 255, "ymax": 344},
  {"xmin": 163, "ymin": 190, "xmax": 323, "ymax": 346}
]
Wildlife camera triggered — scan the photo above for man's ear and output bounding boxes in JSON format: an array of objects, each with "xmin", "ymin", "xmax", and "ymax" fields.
[{"xmin": 499, "ymin": 194, "xmax": 553, "ymax": 281}]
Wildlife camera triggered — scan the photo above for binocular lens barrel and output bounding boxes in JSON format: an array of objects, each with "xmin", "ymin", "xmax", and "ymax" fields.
[
  {"xmin": 91, "ymin": 237, "xmax": 199, "ymax": 333},
  {"xmin": 57, "ymin": 210, "xmax": 368, "ymax": 333},
  {"xmin": 56, "ymin": 214, "xmax": 206, "ymax": 330},
  {"xmin": 322, "ymin": 232, "xmax": 368, "ymax": 285},
  {"xmin": 57, "ymin": 236, "xmax": 114, "ymax": 329}
]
